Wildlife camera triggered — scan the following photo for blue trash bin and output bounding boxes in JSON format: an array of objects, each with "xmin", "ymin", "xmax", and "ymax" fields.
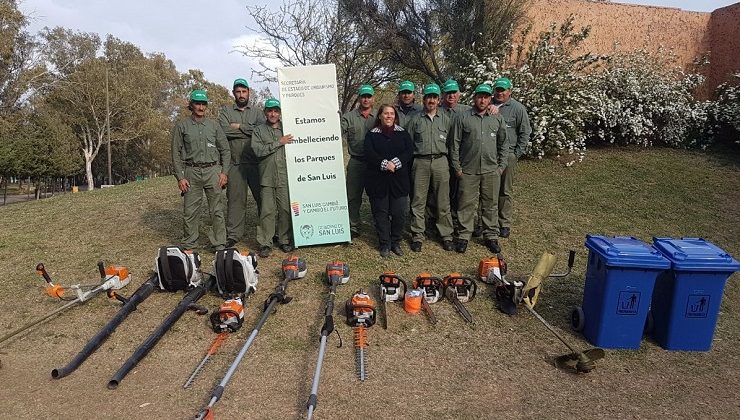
[
  {"xmin": 650, "ymin": 238, "xmax": 740, "ymax": 351},
  {"xmin": 576, "ymin": 235, "xmax": 671, "ymax": 349}
]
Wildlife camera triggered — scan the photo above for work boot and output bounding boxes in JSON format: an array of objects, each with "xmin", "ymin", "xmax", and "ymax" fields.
[
  {"xmin": 351, "ymin": 229, "xmax": 360, "ymax": 239},
  {"xmin": 410, "ymin": 241, "xmax": 422, "ymax": 253},
  {"xmin": 500, "ymin": 227, "xmax": 511, "ymax": 238},
  {"xmin": 258, "ymin": 246, "xmax": 272, "ymax": 258},
  {"xmin": 442, "ymin": 240, "xmax": 455, "ymax": 252},
  {"xmin": 225, "ymin": 238, "xmax": 237, "ymax": 248},
  {"xmin": 391, "ymin": 244, "xmax": 403, "ymax": 256},
  {"xmin": 485, "ymin": 239, "xmax": 501, "ymax": 253},
  {"xmin": 472, "ymin": 225, "xmax": 482, "ymax": 238},
  {"xmin": 379, "ymin": 247, "xmax": 390, "ymax": 257},
  {"xmin": 455, "ymin": 239, "xmax": 468, "ymax": 254},
  {"xmin": 280, "ymin": 244, "xmax": 293, "ymax": 253}
]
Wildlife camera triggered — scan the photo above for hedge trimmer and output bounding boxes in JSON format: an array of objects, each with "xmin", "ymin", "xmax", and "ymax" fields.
[{"xmin": 345, "ymin": 289, "xmax": 376, "ymax": 381}]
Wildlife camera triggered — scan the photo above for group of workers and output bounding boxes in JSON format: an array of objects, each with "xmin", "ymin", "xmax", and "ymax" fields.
[{"xmin": 171, "ymin": 76, "xmax": 531, "ymax": 258}]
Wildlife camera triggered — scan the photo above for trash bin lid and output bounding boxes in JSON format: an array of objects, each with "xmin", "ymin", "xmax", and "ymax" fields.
[
  {"xmin": 585, "ymin": 235, "xmax": 670, "ymax": 269},
  {"xmin": 652, "ymin": 237, "xmax": 740, "ymax": 272}
]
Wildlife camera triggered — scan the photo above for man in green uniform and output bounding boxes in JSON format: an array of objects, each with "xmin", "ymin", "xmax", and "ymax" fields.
[
  {"xmin": 406, "ymin": 83, "xmax": 454, "ymax": 253},
  {"xmin": 218, "ymin": 78, "xmax": 265, "ymax": 248},
  {"xmin": 395, "ymin": 80, "xmax": 423, "ymax": 128},
  {"xmin": 492, "ymin": 77, "xmax": 531, "ymax": 239},
  {"xmin": 450, "ymin": 83, "xmax": 508, "ymax": 254},
  {"xmin": 250, "ymin": 98, "xmax": 294, "ymax": 258},
  {"xmin": 171, "ymin": 89, "xmax": 230, "ymax": 251},
  {"xmin": 341, "ymin": 85, "xmax": 376, "ymax": 237}
]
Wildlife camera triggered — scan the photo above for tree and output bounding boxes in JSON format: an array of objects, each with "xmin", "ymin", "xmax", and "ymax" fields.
[
  {"xmin": 242, "ymin": 0, "xmax": 402, "ymax": 112},
  {"xmin": 339, "ymin": 0, "xmax": 530, "ymax": 86}
]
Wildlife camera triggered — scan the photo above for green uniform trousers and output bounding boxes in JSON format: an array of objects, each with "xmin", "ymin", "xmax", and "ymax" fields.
[
  {"xmin": 346, "ymin": 156, "xmax": 367, "ymax": 232},
  {"xmin": 258, "ymin": 185, "xmax": 291, "ymax": 248},
  {"xmin": 456, "ymin": 171, "xmax": 501, "ymax": 241},
  {"xmin": 182, "ymin": 165, "xmax": 226, "ymax": 249},
  {"xmin": 498, "ymin": 153, "xmax": 517, "ymax": 229},
  {"xmin": 410, "ymin": 156, "xmax": 453, "ymax": 242},
  {"xmin": 226, "ymin": 163, "xmax": 262, "ymax": 242}
]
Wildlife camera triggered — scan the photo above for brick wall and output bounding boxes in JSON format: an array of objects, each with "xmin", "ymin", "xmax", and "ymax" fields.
[{"xmin": 517, "ymin": 0, "xmax": 740, "ymax": 95}]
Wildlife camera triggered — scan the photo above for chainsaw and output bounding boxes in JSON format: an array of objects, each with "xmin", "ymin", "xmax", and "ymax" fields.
[
  {"xmin": 378, "ymin": 272, "xmax": 407, "ymax": 329},
  {"xmin": 442, "ymin": 273, "xmax": 477, "ymax": 323},
  {"xmin": 345, "ymin": 289, "xmax": 376, "ymax": 382},
  {"xmin": 413, "ymin": 273, "xmax": 443, "ymax": 325}
]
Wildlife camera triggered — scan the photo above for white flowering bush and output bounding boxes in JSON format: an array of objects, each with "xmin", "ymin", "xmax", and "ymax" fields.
[
  {"xmin": 706, "ymin": 73, "xmax": 740, "ymax": 145},
  {"xmin": 587, "ymin": 49, "xmax": 709, "ymax": 148}
]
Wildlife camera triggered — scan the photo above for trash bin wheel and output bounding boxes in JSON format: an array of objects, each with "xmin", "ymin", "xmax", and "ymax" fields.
[{"xmin": 571, "ymin": 306, "xmax": 585, "ymax": 332}]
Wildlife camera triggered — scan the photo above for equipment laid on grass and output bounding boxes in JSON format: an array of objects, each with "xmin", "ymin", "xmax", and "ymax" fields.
[
  {"xmin": 442, "ymin": 273, "xmax": 477, "ymax": 323},
  {"xmin": 378, "ymin": 272, "xmax": 406, "ymax": 329},
  {"xmin": 156, "ymin": 246, "xmax": 202, "ymax": 291},
  {"xmin": 1, "ymin": 261, "xmax": 130, "ymax": 349},
  {"xmin": 306, "ymin": 260, "xmax": 350, "ymax": 420},
  {"xmin": 345, "ymin": 289, "xmax": 376, "ymax": 381},
  {"xmin": 488, "ymin": 251, "xmax": 604, "ymax": 373},
  {"xmin": 108, "ymin": 275, "xmax": 211, "ymax": 389},
  {"xmin": 478, "ymin": 254, "xmax": 507, "ymax": 284},
  {"xmin": 413, "ymin": 273, "xmax": 442, "ymax": 325},
  {"xmin": 195, "ymin": 255, "xmax": 306, "ymax": 420},
  {"xmin": 184, "ymin": 248, "xmax": 260, "ymax": 389}
]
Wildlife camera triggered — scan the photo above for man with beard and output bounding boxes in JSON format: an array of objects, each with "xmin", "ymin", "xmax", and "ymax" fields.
[
  {"xmin": 172, "ymin": 89, "xmax": 230, "ymax": 251},
  {"xmin": 341, "ymin": 85, "xmax": 376, "ymax": 238},
  {"xmin": 218, "ymin": 78, "xmax": 265, "ymax": 248},
  {"xmin": 450, "ymin": 83, "xmax": 508, "ymax": 254},
  {"xmin": 491, "ymin": 77, "xmax": 531, "ymax": 239},
  {"xmin": 250, "ymin": 98, "xmax": 294, "ymax": 257}
]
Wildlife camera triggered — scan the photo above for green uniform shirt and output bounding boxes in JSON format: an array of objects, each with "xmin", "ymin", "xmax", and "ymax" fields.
[
  {"xmin": 251, "ymin": 123, "xmax": 289, "ymax": 188},
  {"xmin": 171, "ymin": 117, "xmax": 230, "ymax": 181},
  {"xmin": 218, "ymin": 104, "xmax": 265, "ymax": 165},
  {"xmin": 340, "ymin": 108, "xmax": 376, "ymax": 157},
  {"xmin": 441, "ymin": 103, "xmax": 472, "ymax": 116},
  {"xmin": 395, "ymin": 102, "xmax": 423, "ymax": 128},
  {"xmin": 495, "ymin": 98, "xmax": 531, "ymax": 158},
  {"xmin": 450, "ymin": 108, "xmax": 508, "ymax": 175},
  {"xmin": 405, "ymin": 109, "xmax": 452, "ymax": 156}
]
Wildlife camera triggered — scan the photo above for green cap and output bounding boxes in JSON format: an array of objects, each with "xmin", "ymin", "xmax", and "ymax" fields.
[
  {"xmin": 442, "ymin": 79, "xmax": 460, "ymax": 93},
  {"xmin": 474, "ymin": 83, "xmax": 493, "ymax": 95},
  {"xmin": 423, "ymin": 83, "xmax": 441, "ymax": 96},
  {"xmin": 398, "ymin": 80, "xmax": 415, "ymax": 93},
  {"xmin": 264, "ymin": 98, "xmax": 281, "ymax": 109},
  {"xmin": 233, "ymin": 78, "xmax": 249, "ymax": 88},
  {"xmin": 493, "ymin": 77, "xmax": 512, "ymax": 90},
  {"xmin": 358, "ymin": 84, "xmax": 374, "ymax": 96},
  {"xmin": 189, "ymin": 89, "xmax": 209, "ymax": 102}
]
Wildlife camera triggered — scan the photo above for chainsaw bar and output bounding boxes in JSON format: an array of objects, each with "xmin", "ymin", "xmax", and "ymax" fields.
[
  {"xmin": 445, "ymin": 287, "xmax": 473, "ymax": 323},
  {"xmin": 420, "ymin": 296, "xmax": 437, "ymax": 325}
]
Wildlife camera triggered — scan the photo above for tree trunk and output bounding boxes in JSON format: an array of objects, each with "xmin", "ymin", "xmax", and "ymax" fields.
[
  {"xmin": 1, "ymin": 176, "xmax": 6, "ymax": 206},
  {"xmin": 85, "ymin": 158, "xmax": 94, "ymax": 191}
]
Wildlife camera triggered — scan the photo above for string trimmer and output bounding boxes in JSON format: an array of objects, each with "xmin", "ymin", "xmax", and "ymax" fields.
[
  {"xmin": 0, "ymin": 261, "xmax": 130, "ymax": 348},
  {"xmin": 413, "ymin": 273, "xmax": 442, "ymax": 325},
  {"xmin": 195, "ymin": 255, "xmax": 306, "ymax": 420},
  {"xmin": 306, "ymin": 260, "xmax": 350, "ymax": 420},
  {"xmin": 378, "ymin": 272, "xmax": 406, "ymax": 329},
  {"xmin": 345, "ymin": 289, "xmax": 376, "ymax": 381},
  {"xmin": 442, "ymin": 273, "xmax": 477, "ymax": 323},
  {"xmin": 183, "ymin": 248, "xmax": 259, "ymax": 389},
  {"xmin": 484, "ymin": 251, "xmax": 604, "ymax": 373}
]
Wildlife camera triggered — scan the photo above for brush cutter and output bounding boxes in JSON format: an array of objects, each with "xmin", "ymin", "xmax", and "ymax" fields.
[
  {"xmin": 442, "ymin": 273, "xmax": 477, "ymax": 323},
  {"xmin": 488, "ymin": 251, "xmax": 605, "ymax": 373},
  {"xmin": 413, "ymin": 273, "xmax": 443, "ymax": 325},
  {"xmin": 378, "ymin": 272, "xmax": 407, "ymax": 329},
  {"xmin": 195, "ymin": 255, "xmax": 306, "ymax": 420},
  {"xmin": 345, "ymin": 289, "xmax": 376, "ymax": 381},
  {"xmin": 0, "ymin": 261, "xmax": 130, "ymax": 348},
  {"xmin": 306, "ymin": 260, "xmax": 350, "ymax": 420}
]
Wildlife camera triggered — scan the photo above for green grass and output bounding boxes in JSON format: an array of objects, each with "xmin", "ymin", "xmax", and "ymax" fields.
[{"xmin": 0, "ymin": 147, "xmax": 738, "ymax": 419}]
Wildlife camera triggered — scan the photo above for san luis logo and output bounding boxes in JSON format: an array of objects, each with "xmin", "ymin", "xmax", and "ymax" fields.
[{"xmin": 291, "ymin": 201, "xmax": 300, "ymax": 216}]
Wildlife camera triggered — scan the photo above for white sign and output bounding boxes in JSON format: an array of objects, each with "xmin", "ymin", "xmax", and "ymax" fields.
[{"xmin": 277, "ymin": 64, "xmax": 351, "ymax": 247}]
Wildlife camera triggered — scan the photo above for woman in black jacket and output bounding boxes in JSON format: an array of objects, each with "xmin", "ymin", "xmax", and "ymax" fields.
[{"xmin": 364, "ymin": 104, "xmax": 414, "ymax": 257}]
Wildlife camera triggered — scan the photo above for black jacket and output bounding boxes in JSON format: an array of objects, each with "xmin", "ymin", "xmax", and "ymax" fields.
[{"xmin": 363, "ymin": 125, "xmax": 414, "ymax": 198}]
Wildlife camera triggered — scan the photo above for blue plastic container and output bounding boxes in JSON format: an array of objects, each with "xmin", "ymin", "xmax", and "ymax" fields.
[
  {"xmin": 650, "ymin": 238, "xmax": 740, "ymax": 351},
  {"xmin": 581, "ymin": 235, "xmax": 670, "ymax": 349}
]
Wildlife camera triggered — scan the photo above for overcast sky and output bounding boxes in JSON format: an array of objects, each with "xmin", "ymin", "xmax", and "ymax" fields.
[{"xmin": 19, "ymin": 0, "xmax": 737, "ymax": 93}]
